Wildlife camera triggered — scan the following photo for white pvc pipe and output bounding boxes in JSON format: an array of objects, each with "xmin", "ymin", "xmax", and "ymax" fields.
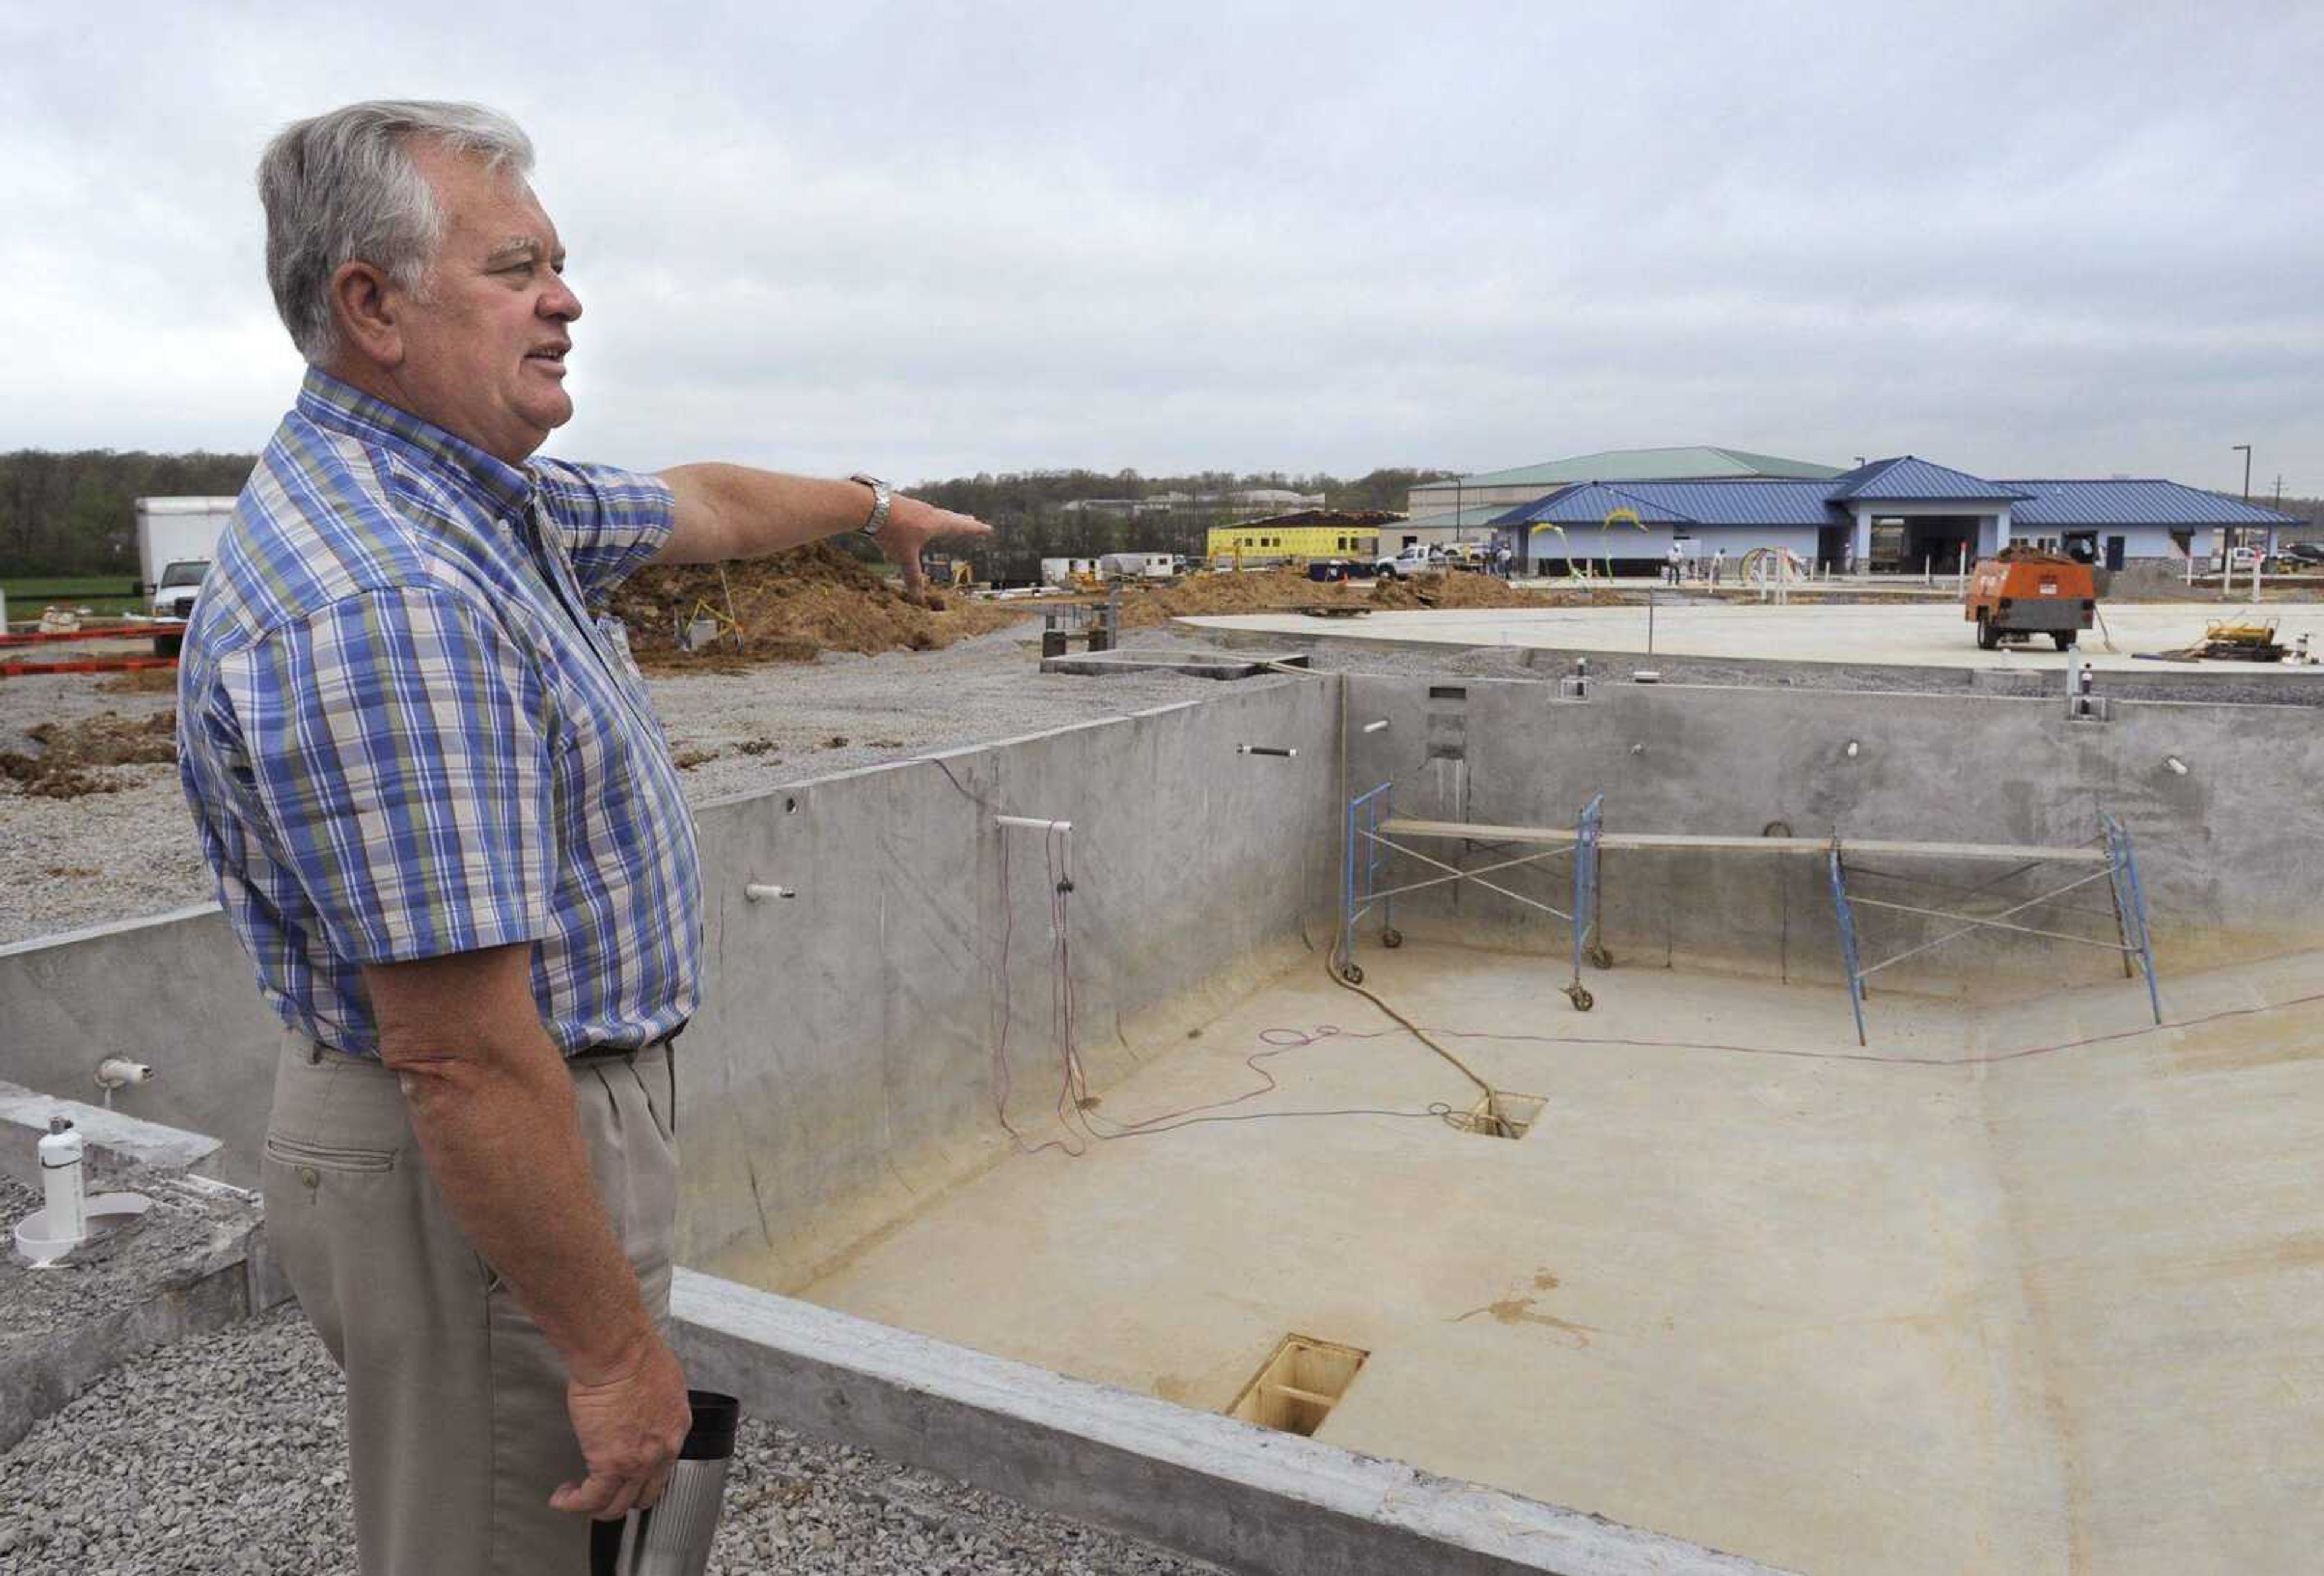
[
  {"xmin": 39, "ymin": 1121, "xmax": 85, "ymax": 1247},
  {"xmin": 743, "ymin": 884, "xmax": 796, "ymax": 902},
  {"xmin": 994, "ymin": 815, "xmax": 1072, "ymax": 832}
]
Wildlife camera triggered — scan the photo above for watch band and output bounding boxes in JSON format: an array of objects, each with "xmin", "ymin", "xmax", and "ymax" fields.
[{"xmin": 848, "ymin": 473, "xmax": 892, "ymax": 538}]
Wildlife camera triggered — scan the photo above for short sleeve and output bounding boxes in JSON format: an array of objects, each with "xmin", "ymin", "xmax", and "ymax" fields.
[
  {"xmin": 219, "ymin": 588, "xmax": 559, "ymax": 965},
  {"xmin": 531, "ymin": 458, "xmax": 675, "ymax": 606}
]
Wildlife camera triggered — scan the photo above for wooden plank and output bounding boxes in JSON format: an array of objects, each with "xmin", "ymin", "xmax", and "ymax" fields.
[{"xmin": 1377, "ymin": 817, "xmax": 2104, "ymax": 864}]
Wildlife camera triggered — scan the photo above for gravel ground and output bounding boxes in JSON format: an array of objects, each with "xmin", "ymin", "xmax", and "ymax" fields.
[
  {"xmin": 0, "ymin": 1301, "xmax": 1224, "ymax": 1575},
  {"xmin": 0, "ymin": 1170, "xmax": 260, "ymax": 1348},
  {"xmin": 0, "ymin": 620, "xmax": 1318, "ymax": 947}
]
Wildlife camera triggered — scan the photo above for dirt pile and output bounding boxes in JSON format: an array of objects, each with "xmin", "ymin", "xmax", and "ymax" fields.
[
  {"xmin": 608, "ymin": 542, "xmax": 1028, "ymax": 669},
  {"xmin": 1116, "ymin": 569, "xmax": 1371, "ymax": 628},
  {"xmin": 1, "ymin": 712, "xmax": 177, "ymax": 798},
  {"xmin": 1370, "ymin": 573, "xmax": 1625, "ymax": 611}
]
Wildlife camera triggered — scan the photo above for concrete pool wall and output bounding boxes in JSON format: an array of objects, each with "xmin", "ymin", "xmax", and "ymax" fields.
[
  {"xmin": 7, "ymin": 675, "xmax": 2315, "ymax": 1206},
  {"xmin": 1, "ymin": 679, "xmax": 1341, "ymax": 1226},
  {"xmin": 1339, "ymin": 677, "xmax": 2323, "ymax": 996}
]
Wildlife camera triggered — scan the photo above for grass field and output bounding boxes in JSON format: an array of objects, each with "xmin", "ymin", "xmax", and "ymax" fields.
[{"xmin": 2, "ymin": 576, "xmax": 145, "ymax": 620}]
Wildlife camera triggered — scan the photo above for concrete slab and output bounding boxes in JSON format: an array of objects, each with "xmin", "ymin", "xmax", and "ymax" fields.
[
  {"xmin": 1182, "ymin": 602, "xmax": 2324, "ymax": 677},
  {"xmin": 675, "ymin": 1270, "xmax": 1785, "ymax": 1575},
  {"xmin": 1040, "ymin": 648, "xmax": 1313, "ymax": 678},
  {"xmin": 0, "ymin": 1083, "xmax": 222, "ymax": 1189},
  {"xmin": 774, "ymin": 942, "xmax": 2324, "ymax": 1575}
]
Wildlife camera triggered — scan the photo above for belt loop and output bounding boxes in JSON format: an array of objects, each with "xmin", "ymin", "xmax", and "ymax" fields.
[{"xmin": 307, "ymin": 1039, "xmax": 323, "ymax": 1066}]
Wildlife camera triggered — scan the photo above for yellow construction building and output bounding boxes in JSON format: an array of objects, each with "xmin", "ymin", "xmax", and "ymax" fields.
[{"xmin": 1205, "ymin": 511, "xmax": 1390, "ymax": 565}]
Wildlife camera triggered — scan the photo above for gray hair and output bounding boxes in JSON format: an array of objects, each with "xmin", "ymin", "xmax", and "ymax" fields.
[{"xmin": 258, "ymin": 100, "xmax": 535, "ymax": 364}]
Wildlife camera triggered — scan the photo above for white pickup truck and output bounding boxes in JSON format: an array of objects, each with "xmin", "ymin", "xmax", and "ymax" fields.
[{"xmin": 1373, "ymin": 544, "xmax": 1447, "ymax": 580}]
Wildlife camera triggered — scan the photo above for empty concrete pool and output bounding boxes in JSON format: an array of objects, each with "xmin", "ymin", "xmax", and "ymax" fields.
[{"xmin": 10, "ymin": 671, "xmax": 2320, "ymax": 1574}]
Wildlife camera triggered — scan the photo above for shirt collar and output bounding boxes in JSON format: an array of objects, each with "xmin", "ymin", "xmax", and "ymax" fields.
[{"xmin": 295, "ymin": 367, "xmax": 537, "ymax": 522}]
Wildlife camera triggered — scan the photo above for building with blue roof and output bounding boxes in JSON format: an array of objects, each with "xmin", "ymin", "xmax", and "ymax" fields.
[{"xmin": 1480, "ymin": 455, "xmax": 2294, "ymax": 575}]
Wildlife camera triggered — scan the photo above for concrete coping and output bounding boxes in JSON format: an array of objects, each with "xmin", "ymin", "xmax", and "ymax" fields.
[{"xmin": 671, "ymin": 1269, "xmax": 1788, "ymax": 1576}]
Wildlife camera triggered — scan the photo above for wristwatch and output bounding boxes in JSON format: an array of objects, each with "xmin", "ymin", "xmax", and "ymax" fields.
[{"xmin": 849, "ymin": 473, "xmax": 892, "ymax": 538}]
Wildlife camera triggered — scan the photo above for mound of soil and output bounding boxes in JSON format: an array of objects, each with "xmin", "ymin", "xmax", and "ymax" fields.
[
  {"xmin": 608, "ymin": 542, "xmax": 1028, "ymax": 669},
  {"xmin": 1, "ymin": 712, "xmax": 177, "ymax": 798},
  {"xmin": 1370, "ymin": 573, "xmax": 1624, "ymax": 611}
]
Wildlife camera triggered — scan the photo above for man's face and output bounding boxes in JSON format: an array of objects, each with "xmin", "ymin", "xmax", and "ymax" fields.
[{"xmin": 390, "ymin": 143, "xmax": 581, "ymax": 464}]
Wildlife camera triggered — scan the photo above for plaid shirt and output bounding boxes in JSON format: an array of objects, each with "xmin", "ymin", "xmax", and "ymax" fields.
[{"xmin": 177, "ymin": 369, "xmax": 700, "ymax": 1059}]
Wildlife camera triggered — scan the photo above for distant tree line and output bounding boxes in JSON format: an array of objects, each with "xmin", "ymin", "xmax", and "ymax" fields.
[
  {"xmin": 0, "ymin": 450, "xmax": 1457, "ymax": 581},
  {"xmin": 907, "ymin": 466, "xmax": 1457, "ymax": 580},
  {"xmin": 0, "ymin": 450, "xmax": 260, "ymax": 577}
]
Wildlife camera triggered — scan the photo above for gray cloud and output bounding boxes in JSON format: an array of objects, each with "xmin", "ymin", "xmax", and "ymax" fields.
[{"xmin": 1, "ymin": 0, "xmax": 2317, "ymax": 497}]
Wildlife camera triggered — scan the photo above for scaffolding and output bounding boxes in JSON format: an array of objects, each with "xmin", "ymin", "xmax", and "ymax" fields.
[
  {"xmin": 1341, "ymin": 785, "xmax": 1606, "ymax": 1009},
  {"xmin": 1341, "ymin": 785, "xmax": 2163, "ymax": 1041}
]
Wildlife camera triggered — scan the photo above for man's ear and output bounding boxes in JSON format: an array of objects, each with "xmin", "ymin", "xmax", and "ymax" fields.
[{"xmin": 330, "ymin": 260, "xmax": 406, "ymax": 369}]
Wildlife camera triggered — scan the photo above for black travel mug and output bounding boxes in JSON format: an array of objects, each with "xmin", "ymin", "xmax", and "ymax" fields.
[{"xmin": 589, "ymin": 1390, "xmax": 741, "ymax": 1576}]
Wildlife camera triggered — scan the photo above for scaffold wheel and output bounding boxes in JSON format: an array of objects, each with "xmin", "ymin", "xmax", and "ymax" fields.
[
  {"xmin": 1341, "ymin": 962, "xmax": 1365, "ymax": 986},
  {"xmin": 1564, "ymin": 982, "xmax": 1594, "ymax": 1011},
  {"xmin": 1381, "ymin": 927, "xmax": 1403, "ymax": 949},
  {"xmin": 1588, "ymin": 942, "xmax": 1613, "ymax": 971}
]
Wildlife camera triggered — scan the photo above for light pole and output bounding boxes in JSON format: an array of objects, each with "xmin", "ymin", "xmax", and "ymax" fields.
[{"xmin": 2231, "ymin": 444, "xmax": 2253, "ymax": 568}]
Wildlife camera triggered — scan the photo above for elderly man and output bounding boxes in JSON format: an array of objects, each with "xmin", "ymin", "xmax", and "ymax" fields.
[{"xmin": 176, "ymin": 101, "xmax": 987, "ymax": 1573}]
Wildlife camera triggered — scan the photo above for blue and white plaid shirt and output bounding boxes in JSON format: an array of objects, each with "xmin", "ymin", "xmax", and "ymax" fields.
[{"xmin": 177, "ymin": 369, "xmax": 701, "ymax": 1059}]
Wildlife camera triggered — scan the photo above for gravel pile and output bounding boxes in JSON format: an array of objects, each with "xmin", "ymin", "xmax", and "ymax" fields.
[{"xmin": 0, "ymin": 1302, "xmax": 1224, "ymax": 1574}]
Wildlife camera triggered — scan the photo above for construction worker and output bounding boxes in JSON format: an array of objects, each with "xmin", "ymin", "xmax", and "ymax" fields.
[
  {"xmin": 1666, "ymin": 542, "xmax": 1682, "ymax": 585},
  {"xmin": 174, "ymin": 101, "xmax": 988, "ymax": 1575},
  {"xmin": 1712, "ymin": 546, "xmax": 1727, "ymax": 586}
]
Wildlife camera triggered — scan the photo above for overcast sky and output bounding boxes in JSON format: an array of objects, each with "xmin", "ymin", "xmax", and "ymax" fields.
[{"xmin": 2, "ymin": 1, "xmax": 2317, "ymax": 494}]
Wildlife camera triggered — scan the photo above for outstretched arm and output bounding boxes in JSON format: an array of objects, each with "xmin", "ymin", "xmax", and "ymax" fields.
[{"xmin": 654, "ymin": 464, "xmax": 990, "ymax": 591}]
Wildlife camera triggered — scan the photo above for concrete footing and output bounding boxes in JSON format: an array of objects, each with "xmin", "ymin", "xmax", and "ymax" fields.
[
  {"xmin": 671, "ymin": 1269, "xmax": 1785, "ymax": 1576},
  {"xmin": 1039, "ymin": 648, "xmax": 1315, "ymax": 678},
  {"xmin": 1, "ymin": 1167, "xmax": 292, "ymax": 1453}
]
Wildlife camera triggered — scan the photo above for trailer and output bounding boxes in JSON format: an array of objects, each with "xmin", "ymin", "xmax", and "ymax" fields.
[
  {"xmin": 135, "ymin": 496, "xmax": 237, "ymax": 655},
  {"xmin": 1965, "ymin": 548, "xmax": 2097, "ymax": 651}
]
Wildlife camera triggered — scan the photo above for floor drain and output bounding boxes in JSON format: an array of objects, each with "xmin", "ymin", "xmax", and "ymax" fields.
[
  {"xmin": 1466, "ymin": 1091, "xmax": 1544, "ymax": 1140},
  {"xmin": 1226, "ymin": 1334, "xmax": 1369, "ymax": 1437}
]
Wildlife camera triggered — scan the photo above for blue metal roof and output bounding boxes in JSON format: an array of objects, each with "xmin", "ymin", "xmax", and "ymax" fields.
[
  {"xmin": 1830, "ymin": 456, "xmax": 2030, "ymax": 503},
  {"xmin": 1607, "ymin": 481, "xmax": 1843, "ymax": 526},
  {"xmin": 2006, "ymin": 481, "xmax": 2299, "ymax": 528},
  {"xmin": 1488, "ymin": 465, "xmax": 2300, "ymax": 535},
  {"xmin": 1491, "ymin": 482, "xmax": 1699, "ymax": 527}
]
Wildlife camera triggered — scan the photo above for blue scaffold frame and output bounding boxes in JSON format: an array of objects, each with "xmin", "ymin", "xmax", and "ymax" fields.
[
  {"xmin": 1827, "ymin": 818, "xmax": 2163, "ymax": 1045},
  {"xmin": 1338, "ymin": 784, "xmax": 1606, "ymax": 1010},
  {"xmin": 2101, "ymin": 813, "xmax": 2164, "ymax": 1026}
]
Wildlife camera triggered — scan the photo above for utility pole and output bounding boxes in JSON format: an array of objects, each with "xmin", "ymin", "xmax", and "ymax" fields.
[{"xmin": 2234, "ymin": 444, "xmax": 2253, "ymax": 503}]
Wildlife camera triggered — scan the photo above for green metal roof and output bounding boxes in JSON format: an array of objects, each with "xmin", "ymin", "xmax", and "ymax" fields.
[
  {"xmin": 1437, "ymin": 446, "xmax": 1845, "ymax": 489},
  {"xmin": 1397, "ymin": 504, "xmax": 1513, "ymax": 530}
]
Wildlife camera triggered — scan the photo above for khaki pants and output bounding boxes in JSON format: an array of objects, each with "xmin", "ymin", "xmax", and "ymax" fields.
[{"xmin": 261, "ymin": 1031, "xmax": 678, "ymax": 1576}]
